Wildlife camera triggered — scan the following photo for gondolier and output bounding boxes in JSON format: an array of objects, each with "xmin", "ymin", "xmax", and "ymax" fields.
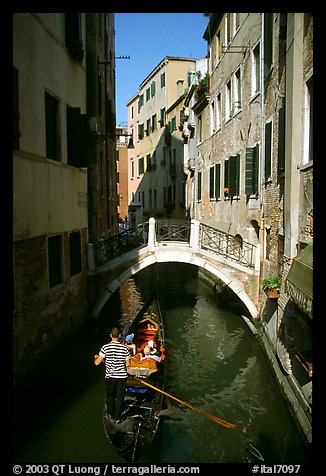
[{"xmin": 94, "ymin": 326, "xmax": 131, "ymax": 423}]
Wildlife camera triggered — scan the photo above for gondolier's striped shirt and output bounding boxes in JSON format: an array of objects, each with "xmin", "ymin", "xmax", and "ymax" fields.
[{"xmin": 99, "ymin": 342, "xmax": 130, "ymax": 378}]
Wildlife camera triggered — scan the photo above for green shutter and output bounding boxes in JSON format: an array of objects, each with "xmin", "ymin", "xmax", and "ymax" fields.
[
  {"xmin": 278, "ymin": 104, "xmax": 285, "ymax": 175},
  {"xmin": 245, "ymin": 148, "xmax": 255, "ymax": 195},
  {"xmin": 224, "ymin": 160, "xmax": 229, "ymax": 197},
  {"xmin": 215, "ymin": 163, "xmax": 221, "ymax": 199},
  {"xmin": 197, "ymin": 171, "xmax": 202, "ymax": 201},
  {"xmin": 265, "ymin": 121, "xmax": 272, "ymax": 179},
  {"xmin": 229, "ymin": 156, "xmax": 237, "ymax": 197},
  {"xmin": 209, "ymin": 166, "xmax": 214, "ymax": 198},
  {"xmin": 254, "ymin": 144, "xmax": 259, "ymax": 194}
]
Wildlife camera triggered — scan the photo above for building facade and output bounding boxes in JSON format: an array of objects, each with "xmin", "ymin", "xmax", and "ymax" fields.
[
  {"xmin": 190, "ymin": 13, "xmax": 313, "ymax": 440},
  {"xmin": 126, "ymin": 57, "xmax": 197, "ymax": 225},
  {"xmin": 13, "ymin": 13, "xmax": 117, "ymax": 382}
]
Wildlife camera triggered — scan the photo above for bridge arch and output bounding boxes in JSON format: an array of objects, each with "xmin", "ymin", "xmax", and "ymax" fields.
[{"xmin": 91, "ymin": 247, "xmax": 258, "ymax": 321}]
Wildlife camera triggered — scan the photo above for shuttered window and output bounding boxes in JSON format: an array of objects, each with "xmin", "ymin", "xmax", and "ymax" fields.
[
  {"xmin": 197, "ymin": 171, "xmax": 202, "ymax": 201},
  {"xmin": 215, "ymin": 163, "xmax": 221, "ymax": 199},
  {"xmin": 209, "ymin": 166, "xmax": 215, "ymax": 199},
  {"xmin": 278, "ymin": 104, "xmax": 285, "ymax": 176},
  {"xmin": 245, "ymin": 145, "xmax": 259, "ymax": 195},
  {"xmin": 265, "ymin": 120, "xmax": 272, "ymax": 180},
  {"xmin": 209, "ymin": 164, "xmax": 221, "ymax": 199},
  {"xmin": 225, "ymin": 155, "xmax": 240, "ymax": 198}
]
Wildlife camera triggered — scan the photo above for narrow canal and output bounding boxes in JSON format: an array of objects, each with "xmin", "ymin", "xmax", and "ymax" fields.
[{"xmin": 14, "ymin": 263, "xmax": 311, "ymax": 464}]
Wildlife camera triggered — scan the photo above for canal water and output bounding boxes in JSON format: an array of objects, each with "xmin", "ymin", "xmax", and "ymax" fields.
[{"xmin": 14, "ymin": 263, "xmax": 311, "ymax": 464}]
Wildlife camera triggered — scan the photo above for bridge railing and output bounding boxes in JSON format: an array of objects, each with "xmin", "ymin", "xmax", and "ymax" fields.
[
  {"xmin": 93, "ymin": 222, "xmax": 148, "ymax": 266},
  {"xmin": 88, "ymin": 218, "xmax": 256, "ymax": 270},
  {"xmin": 199, "ymin": 223, "xmax": 255, "ymax": 268},
  {"xmin": 156, "ymin": 219, "xmax": 190, "ymax": 242}
]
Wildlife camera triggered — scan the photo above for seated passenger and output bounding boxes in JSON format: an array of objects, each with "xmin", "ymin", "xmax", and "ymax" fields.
[
  {"xmin": 140, "ymin": 345, "xmax": 161, "ymax": 363},
  {"xmin": 124, "ymin": 333, "xmax": 136, "ymax": 355}
]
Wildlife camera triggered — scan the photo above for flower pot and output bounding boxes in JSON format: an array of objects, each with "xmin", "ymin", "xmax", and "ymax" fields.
[{"xmin": 266, "ymin": 288, "xmax": 279, "ymax": 299}]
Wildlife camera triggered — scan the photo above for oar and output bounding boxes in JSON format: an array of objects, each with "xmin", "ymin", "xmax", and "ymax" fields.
[{"xmin": 134, "ymin": 377, "xmax": 241, "ymax": 430}]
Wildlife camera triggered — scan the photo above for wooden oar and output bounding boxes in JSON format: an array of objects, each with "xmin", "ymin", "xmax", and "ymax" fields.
[{"xmin": 134, "ymin": 377, "xmax": 241, "ymax": 430}]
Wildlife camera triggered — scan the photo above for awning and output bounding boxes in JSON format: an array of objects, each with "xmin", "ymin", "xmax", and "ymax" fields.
[{"xmin": 286, "ymin": 244, "xmax": 313, "ymax": 318}]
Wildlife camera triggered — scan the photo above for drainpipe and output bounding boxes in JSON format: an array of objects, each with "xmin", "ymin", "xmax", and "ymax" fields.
[{"xmin": 258, "ymin": 13, "xmax": 265, "ymax": 306}]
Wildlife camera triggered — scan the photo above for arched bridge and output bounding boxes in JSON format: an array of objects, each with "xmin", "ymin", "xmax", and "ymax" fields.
[{"xmin": 88, "ymin": 218, "xmax": 260, "ymax": 320}]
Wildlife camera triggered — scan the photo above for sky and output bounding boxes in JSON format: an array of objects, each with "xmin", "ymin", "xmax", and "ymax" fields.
[{"xmin": 114, "ymin": 13, "xmax": 209, "ymax": 126}]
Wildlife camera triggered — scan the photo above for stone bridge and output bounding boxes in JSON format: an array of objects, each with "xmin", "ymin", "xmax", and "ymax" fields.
[{"xmin": 88, "ymin": 218, "xmax": 260, "ymax": 320}]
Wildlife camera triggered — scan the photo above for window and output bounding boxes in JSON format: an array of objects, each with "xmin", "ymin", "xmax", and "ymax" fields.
[
  {"xmin": 197, "ymin": 171, "xmax": 202, "ymax": 201},
  {"xmin": 209, "ymin": 166, "xmax": 215, "ymax": 199},
  {"xmin": 278, "ymin": 103, "xmax": 285, "ymax": 177},
  {"xmin": 215, "ymin": 164, "xmax": 221, "ymax": 199},
  {"xmin": 233, "ymin": 68, "xmax": 241, "ymax": 112},
  {"xmin": 146, "ymin": 154, "xmax": 151, "ymax": 171},
  {"xmin": 13, "ymin": 67, "xmax": 19, "ymax": 150},
  {"xmin": 161, "ymin": 72, "xmax": 166, "ymax": 88},
  {"xmin": 216, "ymin": 93, "xmax": 222, "ymax": 130},
  {"xmin": 251, "ymin": 43, "xmax": 261, "ymax": 96},
  {"xmin": 224, "ymin": 155, "xmax": 240, "ymax": 198},
  {"xmin": 48, "ymin": 235, "xmax": 63, "ymax": 288},
  {"xmin": 138, "ymin": 94, "xmax": 144, "ymax": 113},
  {"xmin": 131, "ymin": 159, "xmax": 135, "ymax": 179},
  {"xmin": 45, "ymin": 91, "xmax": 60, "ymax": 161},
  {"xmin": 198, "ymin": 115, "xmax": 203, "ymax": 143},
  {"xmin": 225, "ymin": 13, "xmax": 231, "ymax": 45},
  {"xmin": 146, "ymin": 119, "xmax": 151, "ymax": 136},
  {"xmin": 265, "ymin": 119, "xmax": 272, "ymax": 180},
  {"xmin": 303, "ymin": 76, "xmax": 313, "ymax": 165},
  {"xmin": 225, "ymin": 79, "xmax": 232, "ymax": 120},
  {"xmin": 138, "ymin": 157, "xmax": 144, "ymax": 175},
  {"xmin": 233, "ymin": 13, "xmax": 240, "ymax": 33},
  {"xmin": 188, "ymin": 71, "xmax": 196, "ymax": 86},
  {"xmin": 69, "ymin": 231, "xmax": 82, "ymax": 276},
  {"xmin": 151, "ymin": 114, "xmax": 157, "ymax": 132},
  {"xmin": 65, "ymin": 13, "xmax": 83, "ymax": 62},
  {"xmin": 171, "ymin": 116, "xmax": 176, "ymax": 131},
  {"xmin": 130, "ymin": 105, "xmax": 134, "ymax": 120},
  {"xmin": 151, "ymin": 80, "xmax": 156, "ymax": 97},
  {"xmin": 264, "ymin": 13, "xmax": 274, "ymax": 76},
  {"xmin": 160, "ymin": 108, "xmax": 165, "ymax": 127},
  {"xmin": 210, "ymin": 100, "xmax": 216, "ymax": 134},
  {"xmin": 146, "ymin": 87, "xmax": 150, "ymax": 102},
  {"xmin": 245, "ymin": 145, "xmax": 260, "ymax": 196},
  {"xmin": 138, "ymin": 123, "xmax": 144, "ymax": 140}
]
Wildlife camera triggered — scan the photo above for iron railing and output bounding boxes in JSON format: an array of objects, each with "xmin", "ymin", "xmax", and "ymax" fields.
[
  {"xmin": 94, "ymin": 222, "xmax": 148, "ymax": 266},
  {"xmin": 92, "ymin": 219, "xmax": 255, "ymax": 269},
  {"xmin": 199, "ymin": 223, "xmax": 255, "ymax": 268},
  {"xmin": 156, "ymin": 219, "xmax": 190, "ymax": 242}
]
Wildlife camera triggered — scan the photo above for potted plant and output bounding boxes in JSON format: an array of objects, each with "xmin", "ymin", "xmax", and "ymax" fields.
[{"xmin": 262, "ymin": 275, "xmax": 281, "ymax": 298}]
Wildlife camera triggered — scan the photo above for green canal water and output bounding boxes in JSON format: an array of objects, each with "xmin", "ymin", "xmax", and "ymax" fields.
[{"xmin": 14, "ymin": 263, "xmax": 312, "ymax": 464}]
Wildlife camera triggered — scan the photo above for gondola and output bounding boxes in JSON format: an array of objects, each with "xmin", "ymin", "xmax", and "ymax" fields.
[{"xmin": 103, "ymin": 291, "xmax": 166, "ymax": 463}]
